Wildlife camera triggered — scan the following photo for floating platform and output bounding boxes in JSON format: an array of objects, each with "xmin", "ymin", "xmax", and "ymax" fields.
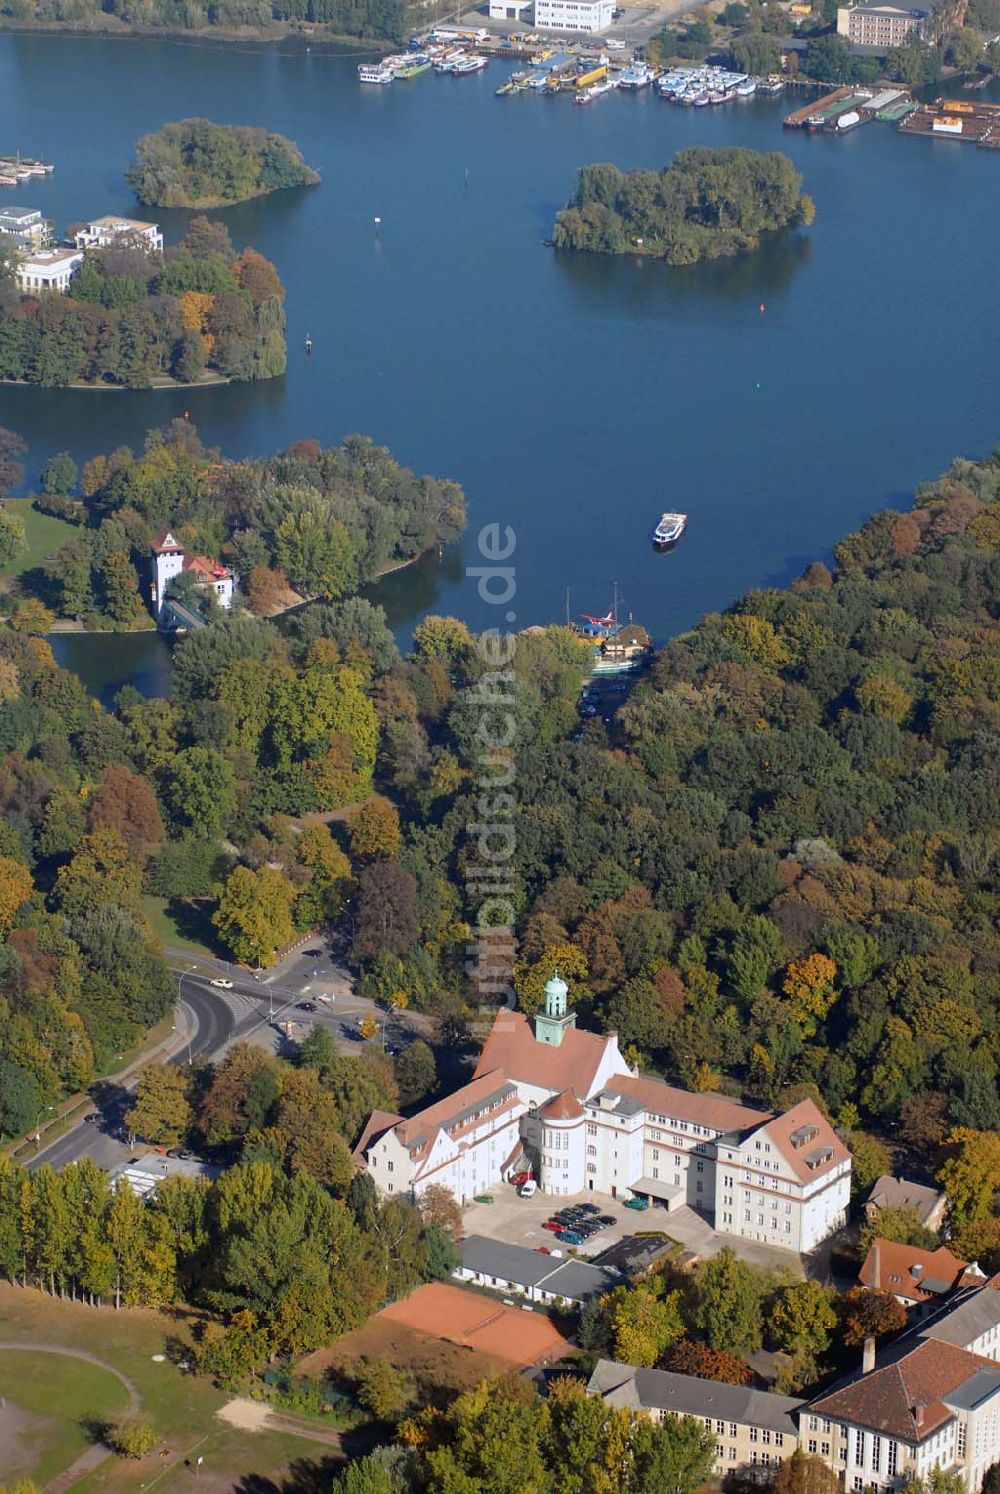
[{"xmin": 899, "ymin": 98, "xmax": 1000, "ymax": 149}]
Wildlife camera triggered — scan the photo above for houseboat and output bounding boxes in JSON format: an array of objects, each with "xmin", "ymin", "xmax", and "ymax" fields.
[{"xmin": 358, "ymin": 62, "xmax": 393, "ymax": 83}]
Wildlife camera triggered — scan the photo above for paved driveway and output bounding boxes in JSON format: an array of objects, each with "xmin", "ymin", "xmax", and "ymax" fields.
[{"xmin": 463, "ymin": 1186, "xmax": 803, "ymax": 1274}]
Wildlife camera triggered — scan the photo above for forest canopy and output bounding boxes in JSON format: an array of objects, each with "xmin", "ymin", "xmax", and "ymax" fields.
[
  {"xmin": 126, "ymin": 120, "xmax": 320, "ymax": 208},
  {"xmin": 0, "ymin": 0, "xmax": 409, "ymax": 43},
  {"xmin": 552, "ymin": 147, "xmax": 815, "ymax": 266},
  {"xmin": 0, "ymin": 217, "xmax": 286, "ymax": 388}
]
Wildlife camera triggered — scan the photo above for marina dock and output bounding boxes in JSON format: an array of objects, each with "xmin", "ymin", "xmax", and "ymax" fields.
[{"xmin": 899, "ymin": 97, "xmax": 1000, "ymax": 149}]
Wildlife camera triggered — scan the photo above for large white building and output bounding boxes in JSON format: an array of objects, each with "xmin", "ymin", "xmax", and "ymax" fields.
[
  {"xmin": 16, "ymin": 248, "xmax": 83, "ymax": 295},
  {"xmin": 356, "ymin": 975, "xmax": 850, "ymax": 1254},
  {"xmin": 150, "ymin": 529, "xmax": 234, "ymax": 622},
  {"xmin": 534, "ymin": 0, "xmax": 613, "ymax": 31},
  {"xmin": 74, "ymin": 215, "xmax": 163, "ymax": 255}
]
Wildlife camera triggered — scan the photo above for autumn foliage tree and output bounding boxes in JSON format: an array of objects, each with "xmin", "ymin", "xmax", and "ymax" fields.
[
  {"xmin": 663, "ymin": 1339, "xmax": 752, "ymax": 1385},
  {"xmin": 838, "ymin": 1286, "xmax": 906, "ymax": 1347}
]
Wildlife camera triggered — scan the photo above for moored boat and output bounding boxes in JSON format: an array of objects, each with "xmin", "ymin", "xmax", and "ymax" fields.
[{"xmin": 358, "ymin": 62, "xmax": 393, "ymax": 83}]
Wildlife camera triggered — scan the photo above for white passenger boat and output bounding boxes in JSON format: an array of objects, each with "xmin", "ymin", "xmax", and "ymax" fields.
[
  {"xmin": 358, "ymin": 62, "xmax": 393, "ymax": 83},
  {"xmin": 653, "ymin": 512, "xmax": 687, "ymax": 548}
]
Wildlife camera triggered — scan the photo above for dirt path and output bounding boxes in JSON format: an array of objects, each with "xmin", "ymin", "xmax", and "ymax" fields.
[{"xmin": 0, "ymin": 1342, "xmax": 141, "ymax": 1493}]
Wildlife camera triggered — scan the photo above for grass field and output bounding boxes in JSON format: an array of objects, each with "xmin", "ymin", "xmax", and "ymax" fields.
[
  {"xmin": 0, "ymin": 1284, "xmax": 345, "ymax": 1492},
  {"xmin": 0, "ymin": 1350, "xmax": 131, "ymax": 1484},
  {"xmin": 0, "ymin": 499, "xmax": 76, "ymax": 580},
  {"xmin": 142, "ymin": 895, "xmax": 217, "ymax": 957}
]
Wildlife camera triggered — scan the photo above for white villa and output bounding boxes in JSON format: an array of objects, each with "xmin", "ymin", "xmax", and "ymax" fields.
[
  {"xmin": 16, "ymin": 247, "xmax": 84, "ymax": 295},
  {"xmin": 150, "ymin": 529, "xmax": 234, "ymax": 622},
  {"xmin": 356, "ymin": 974, "xmax": 851, "ymax": 1254},
  {"xmin": 74, "ymin": 215, "xmax": 163, "ymax": 255}
]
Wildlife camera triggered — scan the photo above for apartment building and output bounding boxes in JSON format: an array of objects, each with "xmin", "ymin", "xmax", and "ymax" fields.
[
  {"xmin": 836, "ymin": 0, "xmax": 929, "ymax": 46},
  {"xmin": 588, "ymin": 1360, "xmax": 804, "ymax": 1479},
  {"xmin": 534, "ymin": 0, "xmax": 614, "ymax": 31}
]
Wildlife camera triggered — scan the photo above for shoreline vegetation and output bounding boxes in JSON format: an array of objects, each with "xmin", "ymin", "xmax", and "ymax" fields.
[
  {"xmin": 126, "ymin": 119, "xmax": 320, "ymax": 209},
  {"xmin": 0, "ymin": 217, "xmax": 286, "ymax": 389},
  {"xmin": 552, "ymin": 147, "xmax": 815, "ymax": 266},
  {"xmin": 0, "ymin": 2, "xmax": 411, "ymax": 44},
  {"xmin": 2, "ymin": 421, "xmax": 465, "ymax": 636}
]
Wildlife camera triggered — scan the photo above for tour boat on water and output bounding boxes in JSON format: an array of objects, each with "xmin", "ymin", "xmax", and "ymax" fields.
[
  {"xmin": 358, "ymin": 62, "xmax": 393, "ymax": 83},
  {"xmin": 653, "ymin": 512, "xmax": 687, "ymax": 549}
]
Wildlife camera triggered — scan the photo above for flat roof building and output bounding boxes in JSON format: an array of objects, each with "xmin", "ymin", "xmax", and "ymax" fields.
[
  {"xmin": 534, "ymin": 0, "xmax": 614, "ymax": 32},
  {"xmin": 836, "ymin": 0, "xmax": 929, "ymax": 46},
  {"xmin": 0, "ymin": 205, "xmax": 53, "ymax": 250},
  {"xmin": 17, "ymin": 248, "xmax": 83, "ymax": 295},
  {"xmin": 74, "ymin": 215, "xmax": 163, "ymax": 255}
]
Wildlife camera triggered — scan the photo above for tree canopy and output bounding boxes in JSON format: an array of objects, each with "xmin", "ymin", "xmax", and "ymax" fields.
[
  {"xmin": 126, "ymin": 119, "xmax": 320, "ymax": 208},
  {"xmin": 553, "ymin": 148, "xmax": 814, "ymax": 266}
]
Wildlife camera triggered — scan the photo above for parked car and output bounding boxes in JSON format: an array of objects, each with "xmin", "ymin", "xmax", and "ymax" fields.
[
  {"xmin": 210, "ymin": 978, "xmax": 233, "ymax": 988},
  {"xmin": 297, "ymin": 1001, "xmax": 317, "ymax": 1012},
  {"xmin": 557, "ymin": 1229, "xmax": 585, "ymax": 1245},
  {"xmin": 518, "ymin": 1180, "xmax": 538, "ymax": 1198},
  {"xmin": 511, "ymin": 1171, "xmax": 533, "ymax": 1188},
  {"xmin": 542, "ymin": 1220, "xmax": 563, "ymax": 1232},
  {"xmin": 576, "ymin": 1203, "xmax": 600, "ymax": 1215},
  {"xmin": 83, "ymin": 1113, "xmax": 99, "ymax": 1124},
  {"xmin": 598, "ymin": 1214, "xmax": 617, "ymax": 1226},
  {"xmin": 625, "ymin": 1196, "xmax": 650, "ymax": 1211}
]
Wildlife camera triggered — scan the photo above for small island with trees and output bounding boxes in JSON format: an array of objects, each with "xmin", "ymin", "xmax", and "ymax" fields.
[
  {"xmin": 552, "ymin": 147, "xmax": 815, "ymax": 266},
  {"xmin": 0, "ymin": 217, "xmax": 287, "ymax": 388},
  {"xmin": 126, "ymin": 119, "xmax": 320, "ymax": 209}
]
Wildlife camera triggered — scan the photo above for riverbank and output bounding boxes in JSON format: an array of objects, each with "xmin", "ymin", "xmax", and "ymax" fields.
[
  {"xmin": 0, "ymin": 373, "xmax": 232, "ymax": 391},
  {"xmin": 0, "ymin": 17, "xmax": 399, "ymax": 50}
]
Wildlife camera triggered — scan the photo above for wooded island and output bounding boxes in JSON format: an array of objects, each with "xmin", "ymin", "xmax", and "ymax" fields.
[
  {"xmin": 126, "ymin": 119, "xmax": 320, "ymax": 208},
  {"xmin": 553, "ymin": 147, "xmax": 815, "ymax": 266}
]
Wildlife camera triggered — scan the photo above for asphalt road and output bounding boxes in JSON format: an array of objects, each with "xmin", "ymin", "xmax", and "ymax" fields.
[{"xmin": 26, "ymin": 940, "xmax": 431, "ymax": 1174}]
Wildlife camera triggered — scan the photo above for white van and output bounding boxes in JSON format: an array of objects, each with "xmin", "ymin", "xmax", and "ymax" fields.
[
  {"xmin": 518, "ymin": 1179, "xmax": 538, "ymax": 1198},
  {"xmin": 606, "ymin": 37, "xmax": 626, "ymax": 49}
]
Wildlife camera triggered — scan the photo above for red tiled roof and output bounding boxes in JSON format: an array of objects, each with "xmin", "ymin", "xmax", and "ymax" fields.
[
  {"xmin": 751, "ymin": 1098, "xmax": 851, "ymax": 1184},
  {"xmin": 183, "ymin": 554, "xmax": 230, "ymax": 580},
  {"xmin": 540, "ymin": 1089, "xmax": 585, "ymax": 1121},
  {"xmin": 397, "ymin": 1068, "xmax": 516, "ymax": 1151},
  {"xmin": 607, "ymin": 1073, "xmax": 769, "ymax": 1134},
  {"xmin": 151, "ymin": 528, "xmax": 183, "ymax": 554},
  {"xmin": 860, "ymin": 1238, "xmax": 970, "ymax": 1303},
  {"xmin": 352, "ymin": 1108, "xmax": 404, "ymax": 1162},
  {"xmin": 810, "ymin": 1339, "xmax": 992, "ymax": 1441},
  {"xmin": 473, "ymin": 1011, "xmax": 616, "ymax": 1096}
]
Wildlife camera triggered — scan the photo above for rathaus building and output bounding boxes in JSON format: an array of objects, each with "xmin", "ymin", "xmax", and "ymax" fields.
[{"xmin": 356, "ymin": 975, "xmax": 850, "ymax": 1254}]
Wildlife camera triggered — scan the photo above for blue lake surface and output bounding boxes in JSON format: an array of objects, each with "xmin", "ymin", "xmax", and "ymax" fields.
[{"xmin": 2, "ymin": 34, "xmax": 998, "ymax": 696}]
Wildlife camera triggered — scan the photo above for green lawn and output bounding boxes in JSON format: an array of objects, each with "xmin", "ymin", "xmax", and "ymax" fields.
[
  {"xmin": 142, "ymin": 895, "xmax": 217, "ymax": 957},
  {"xmin": 0, "ymin": 1348, "xmax": 131, "ymax": 1485},
  {"xmin": 0, "ymin": 499, "xmax": 77, "ymax": 579},
  {"xmin": 0, "ymin": 1284, "xmax": 344, "ymax": 1491}
]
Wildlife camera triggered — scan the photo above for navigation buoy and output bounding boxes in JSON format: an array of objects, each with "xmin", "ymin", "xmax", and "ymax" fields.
[
  {"xmin": 305, "ymin": 333, "xmax": 312, "ymax": 354},
  {"xmin": 755, "ymin": 382, "xmax": 762, "ymax": 390}
]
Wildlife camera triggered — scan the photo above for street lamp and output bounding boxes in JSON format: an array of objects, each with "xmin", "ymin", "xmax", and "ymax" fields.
[{"xmin": 33, "ymin": 1103, "xmax": 55, "ymax": 1148}]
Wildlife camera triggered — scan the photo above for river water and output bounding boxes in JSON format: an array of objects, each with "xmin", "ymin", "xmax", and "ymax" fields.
[{"xmin": 2, "ymin": 35, "xmax": 998, "ymax": 699}]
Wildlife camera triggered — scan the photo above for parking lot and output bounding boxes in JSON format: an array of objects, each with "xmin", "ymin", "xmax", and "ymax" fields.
[
  {"xmin": 463, "ymin": 1185, "xmax": 804, "ymax": 1275},
  {"xmin": 463, "ymin": 1186, "xmax": 669, "ymax": 1258}
]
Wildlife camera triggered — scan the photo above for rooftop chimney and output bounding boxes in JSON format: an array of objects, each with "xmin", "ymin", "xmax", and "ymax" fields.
[
  {"xmin": 911, "ymin": 1262, "xmax": 924, "ymax": 1278},
  {"xmin": 912, "ymin": 1404, "xmax": 926, "ymax": 1434},
  {"xmin": 863, "ymin": 1336, "xmax": 876, "ymax": 1375}
]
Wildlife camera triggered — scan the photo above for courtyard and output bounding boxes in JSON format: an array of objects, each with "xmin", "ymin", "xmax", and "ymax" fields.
[{"xmin": 462, "ymin": 1184, "xmax": 805, "ymax": 1276}]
